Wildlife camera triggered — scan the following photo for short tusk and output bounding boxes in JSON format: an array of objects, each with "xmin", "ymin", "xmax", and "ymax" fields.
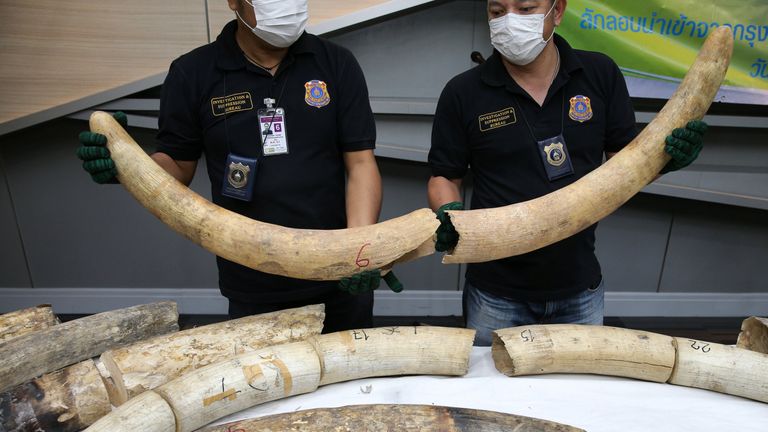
[
  {"xmin": 669, "ymin": 337, "xmax": 768, "ymax": 403},
  {"xmin": 312, "ymin": 326, "xmax": 475, "ymax": 386},
  {"xmin": 492, "ymin": 325, "xmax": 676, "ymax": 383},
  {"xmin": 89, "ymin": 111, "xmax": 437, "ymax": 280},
  {"xmin": 444, "ymin": 27, "xmax": 733, "ymax": 264}
]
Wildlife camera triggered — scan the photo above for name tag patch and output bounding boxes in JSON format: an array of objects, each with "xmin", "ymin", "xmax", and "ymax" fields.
[
  {"xmin": 479, "ymin": 107, "xmax": 516, "ymax": 132},
  {"xmin": 211, "ymin": 92, "xmax": 254, "ymax": 116}
]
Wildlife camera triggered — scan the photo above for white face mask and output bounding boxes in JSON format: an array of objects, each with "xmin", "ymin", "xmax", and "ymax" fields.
[
  {"xmin": 489, "ymin": 1, "xmax": 557, "ymax": 66},
  {"xmin": 237, "ymin": 0, "xmax": 309, "ymax": 48}
]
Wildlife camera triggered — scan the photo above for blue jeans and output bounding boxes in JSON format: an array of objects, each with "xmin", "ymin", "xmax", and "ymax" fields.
[{"xmin": 463, "ymin": 279, "xmax": 605, "ymax": 346}]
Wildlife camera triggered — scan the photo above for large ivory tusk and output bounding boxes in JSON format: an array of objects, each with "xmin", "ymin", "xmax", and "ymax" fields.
[
  {"xmin": 736, "ymin": 316, "xmax": 768, "ymax": 354},
  {"xmin": 493, "ymin": 326, "xmax": 768, "ymax": 404},
  {"xmin": 199, "ymin": 404, "xmax": 586, "ymax": 432},
  {"xmin": 313, "ymin": 326, "xmax": 475, "ymax": 385},
  {"xmin": 100, "ymin": 304, "xmax": 324, "ymax": 406},
  {"xmin": 0, "ymin": 302, "xmax": 178, "ymax": 393},
  {"xmin": 669, "ymin": 337, "xmax": 768, "ymax": 403},
  {"xmin": 443, "ymin": 27, "xmax": 733, "ymax": 264},
  {"xmin": 0, "ymin": 359, "xmax": 111, "ymax": 432},
  {"xmin": 492, "ymin": 325, "xmax": 676, "ymax": 382},
  {"xmin": 88, "ymin": 111, "xmax": 438, "ymax": 280},
  {"xmin": 0, "ymin": 305, "xmax": 60, "ymax": 342},
  {"xmin": 84, "ymin": 327, "xmax": 474, "ymax": 432}
]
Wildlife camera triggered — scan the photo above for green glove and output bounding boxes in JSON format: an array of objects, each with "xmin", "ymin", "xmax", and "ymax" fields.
[
  {"xmin": 338, "ymin": 270, "xmax": 404, "ymax": 294},
  {"xmin": 76, "ymin": 111, "xmax": 128, "ymax": 184},
  {"xmin": 435, "ymin": 201, "xmax": 463, "ymax": 252},
  {"xmin": 661, "ymin": 120, "xmax": 707, "ymax": 174}
]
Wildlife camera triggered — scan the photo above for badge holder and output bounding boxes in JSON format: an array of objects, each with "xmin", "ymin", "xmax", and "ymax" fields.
[
  {"xmin": 258, "ymin": 98, "xmax": 289, "ymax": 156},
  {"xmin": 537, "ymin": 134, "xmax": 574, "ymax": 181},
  {"xmin": 222, "ymin": 153, "xmax": 258, "ymax": 201}
]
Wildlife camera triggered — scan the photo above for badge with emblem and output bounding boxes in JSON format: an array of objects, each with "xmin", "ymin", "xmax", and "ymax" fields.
[
  {"xmin": 227, "ymin": 162, "xmax": 250, "ymax": 189},
  {"xmin": 569, "ymin": 95, "xmax": 593, "ymax": 122},
  {"xmin": 544, "ymin": 142, "xmax": 567, "ymax": 167},
  {"xmin": 304, "ymin": 80, "xmax": 330, "ymax": 108},
  {"xmin": 221, "ymin": 154, "xmax": 258, "ymax": 201}
]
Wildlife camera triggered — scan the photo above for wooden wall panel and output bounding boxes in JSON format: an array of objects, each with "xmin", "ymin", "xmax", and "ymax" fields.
[{"xmin": 0, "ymin": 0, "xmax": 209, "ymax": 127}]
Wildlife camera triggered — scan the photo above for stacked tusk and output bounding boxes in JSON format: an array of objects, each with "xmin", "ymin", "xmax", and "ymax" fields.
[
  {"xmin": 443, "ymin": 27, "xmax": 733, "ymax": 264},
  {"xmin": 493, "ymin": 325, "xmax": 768, "ymax": 404},
  {"xmin": 0, "ymin": 305, "xmax": 60, "ymax": 343},
  {"xmin": 84, "ymin": 327, "xmax": 475, "ymax": 432},
  {"xmin": 736, "ymin": 316, "xmax": 768, "ymax": 354},
  {"xmin": 0, "ymin": 302, "xmax": 178, "ymax": 393},
  {"xmin": 198, "ymin": 404, "xmax": 586, "ymax": 432},
  {"xmin": 99, "ymin": 304, "xmax": 325, "ymax": 406},
  {"xmin": 89, "ymin": 110, "xmax": 438, "ymax": 281},
  {"xmin": 0, "ymin": 359, "xmax": 111, "ymax": 432}
]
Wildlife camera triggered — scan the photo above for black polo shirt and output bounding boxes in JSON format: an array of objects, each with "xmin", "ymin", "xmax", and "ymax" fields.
[
  {"xmin": 156, "ymin": 20, "xmax": 376, "ymax": 303},
  {"xmin": 429, "ymin": 35, "xmax": 637, "ymax": 302}
]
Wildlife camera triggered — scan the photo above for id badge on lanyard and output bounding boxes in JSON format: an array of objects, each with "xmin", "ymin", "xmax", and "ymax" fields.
[
  {"xmin": 258, "ymin": 106, "xmax": 289, "ymax": 156},
  {"xmin": 537, "ymin": 134, "xmax": 574, "ymax": 181}
]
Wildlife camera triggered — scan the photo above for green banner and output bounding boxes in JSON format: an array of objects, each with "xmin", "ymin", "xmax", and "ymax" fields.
[{"xmin": 558, "ymin": 0, "xmax": 768, "ymax": 105}]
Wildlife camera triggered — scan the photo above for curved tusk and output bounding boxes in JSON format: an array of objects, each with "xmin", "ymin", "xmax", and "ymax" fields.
[
  {"xmin": 99, "ymin": 304, "xmax": 325, "ymax": 406},
  {"xmin": 84, "ymin": 327, "xmax": 474, "ymax": 432},
  {"xmin": 736, "ymin": 316, "xmax": 768, "ymax": 354},
  {"xmin": 199, "ymin": 404, "xmax": 586, "ymax": 432},
  {"xmin": 89, "ymin": 111, "xmax": 437, "ymax": 281},
  {"xmin": 493, "ymin": 325, "xmax": 768, "ymax": 404},
  {"xmin": 492, "ymin": 325, "xmax": 676, "ymax": 383},
  {"xmin": 443, "ymin": 27, "xmax": 733, "ymax": 264},
  {"xmin": 669, "ymin": 337, "xmax": 768, "ymax": 403}
]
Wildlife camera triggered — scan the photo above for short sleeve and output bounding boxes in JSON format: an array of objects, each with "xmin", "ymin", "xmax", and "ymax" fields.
[
  {"xmin": 155, "ymin": 62, "xmax": 204, "ymax": 161},
  {"xmin": 335, "ymin": 49, "xmax": 376, "ymax": 152},
  {"xmin": 604, "ymin": 60, "xmax": 638, "ymax": 153},
  {"xmin": 428, "ymin": 82, "xmax": 470, "ymax": 179}
]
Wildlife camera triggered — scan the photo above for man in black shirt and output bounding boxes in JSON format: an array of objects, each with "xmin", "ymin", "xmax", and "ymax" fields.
[
  {"xmin": 428, "ymin": 0, "xmax": 707, "ymax": 345},
  {"xmin": 78, "ymin": 0, "xmax": 390, "ymax": 332}
]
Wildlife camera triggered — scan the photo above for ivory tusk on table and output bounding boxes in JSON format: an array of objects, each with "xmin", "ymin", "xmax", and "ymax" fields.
[
  {"xmin": 84, "ymin": 326, "xmax": 475, "ymax": 432},
  {"xmin": 100, "ymin": 304, "xmax": 324, "ymax": 406},
  {"xmin": 312, "ymin": 326, "xmax": 475, "ymax": 386},
  {"xmin": 443, "ymin": 27, "xmax": 733, "ymax": 264},
  {"xmin": 669, "ymin": 337, "xmax": 768, "ymax": 403},
  {"xmin": 88, "ymin": 110, "xmax": 437, "ymax": 281},
  {"xmin": 492, "ymin": 325, "xmax": 676, "ymax": 383},
  {"xmin": 492, "ymin": 326, "xmax": 768, "ymax": 404},
  {"xmin": 0, "ymin": 302, "xmax": 179, "ymax": 393},
  {"xmin": 199, "ymin": 404, "xmax": 586, "ymax": 432}
]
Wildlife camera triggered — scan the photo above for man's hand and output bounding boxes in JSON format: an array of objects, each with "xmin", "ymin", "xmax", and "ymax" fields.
[
  {"xmin": 435, "ymin": 201, "xmax": 463, "ymax": 252},
  {"xmin": 339, "ymin": 270, "xmax": 403, "ymax": 294},
  {"xmin": 76, "ymin": 112, "xmax": 128, "ymax": 184},
  {"xmin": 661, "ymin": 120, "xmax": 707, "ymax": 174}
]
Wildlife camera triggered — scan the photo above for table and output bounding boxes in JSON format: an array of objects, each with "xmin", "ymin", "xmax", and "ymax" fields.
[{"xmin": 210, "ymin": 347, "xmax": 768, "ymax": 431}]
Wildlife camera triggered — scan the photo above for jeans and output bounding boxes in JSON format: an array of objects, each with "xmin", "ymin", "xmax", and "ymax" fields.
[{"xmin": 463, "ymin": 278, "xmax": 605, "ymax": 346}]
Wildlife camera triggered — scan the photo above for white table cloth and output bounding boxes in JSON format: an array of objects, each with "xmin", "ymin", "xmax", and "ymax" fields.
[{"xmin": 210, "ymin": 347, "xmax": 768, "ymax": 431}]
